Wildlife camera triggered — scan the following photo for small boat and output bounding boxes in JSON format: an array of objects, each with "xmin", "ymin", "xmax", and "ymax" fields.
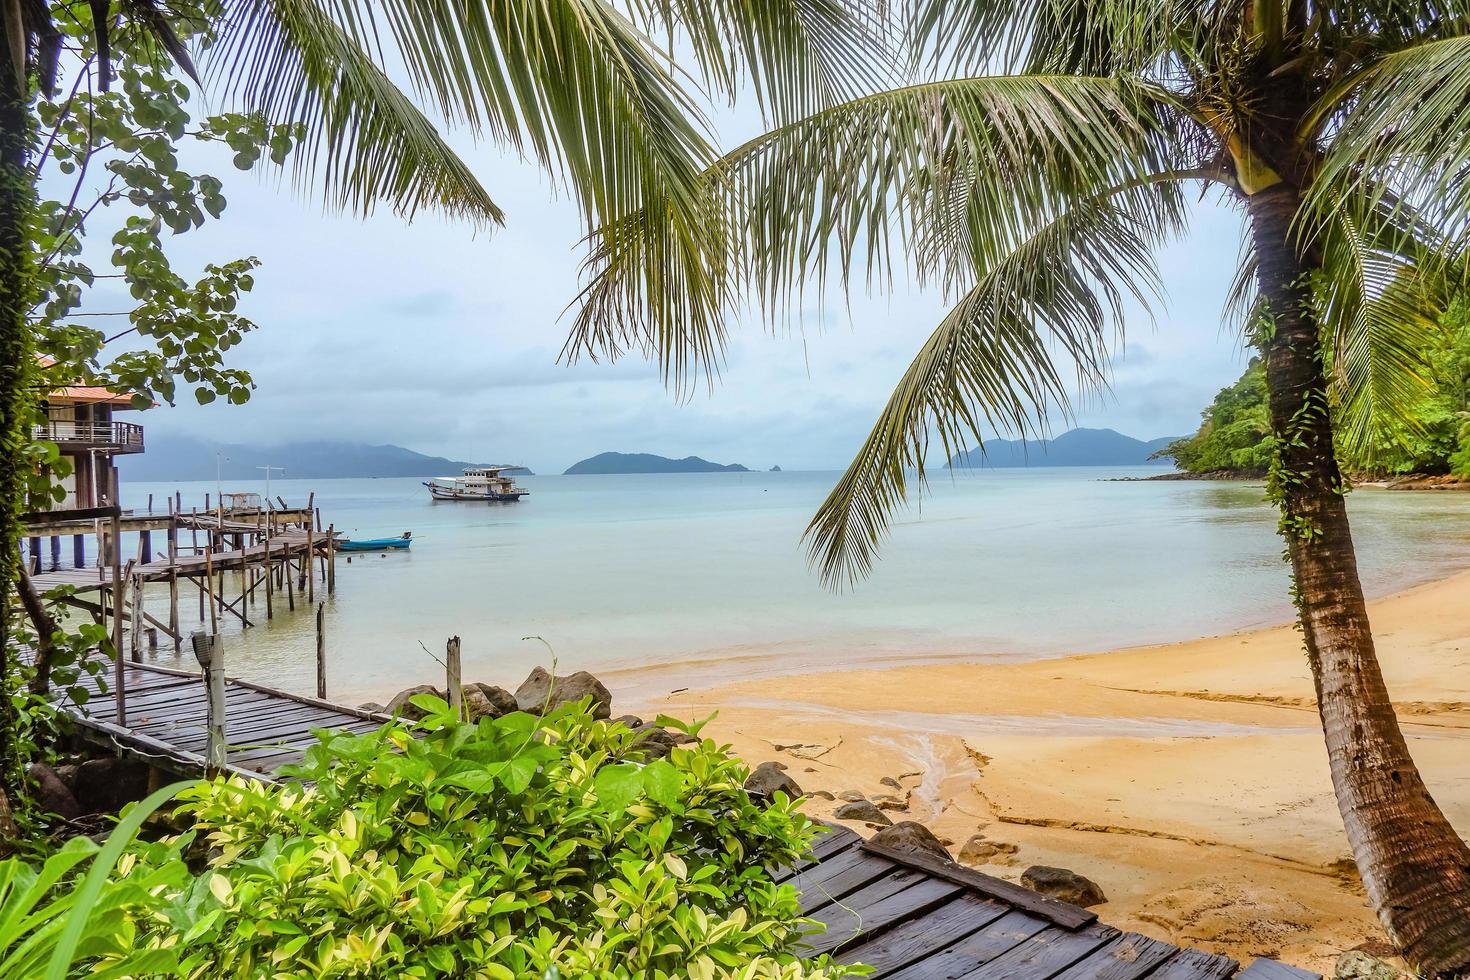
[
  {"xmin": 336, "ymin": 531, "xmax": 412, "ymax": 552},
  {"xmin": 424, "ymin": 466, "xmax": 530, "ymax": 502}
]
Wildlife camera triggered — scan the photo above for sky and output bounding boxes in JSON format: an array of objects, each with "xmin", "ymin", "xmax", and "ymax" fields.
[{"xmin": 73, "ymin": 64, "xmax": 1261, "ymax": 476}]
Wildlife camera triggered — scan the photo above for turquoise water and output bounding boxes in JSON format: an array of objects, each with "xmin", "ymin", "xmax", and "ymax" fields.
[{"xmin": 117, "ymin": 468, "xmax": 1470, "ymax": 703}]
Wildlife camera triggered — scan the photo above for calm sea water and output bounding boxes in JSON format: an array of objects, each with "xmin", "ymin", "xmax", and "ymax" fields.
[{"xmin": 115, "ymin": 468, "xmax": 1470, "ymax": 702}]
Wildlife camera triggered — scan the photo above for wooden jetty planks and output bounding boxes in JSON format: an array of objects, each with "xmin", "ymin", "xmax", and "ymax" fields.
[
  {"xmin": 1048, "ymin": 932, "xmax": 1182, "ymax": 980},
  {"xmin": 835, "ymin": 893, "xmax": 1011, "ymax": 976},
  {"xmin": 879, "ymin": 909, "xmax": 1054, "ymax": 980},
  {"xmin": 955, "ymin": 924, "xmax": 1120, "ymax": 980},
  {"xmin": 1235, "ymin": 961, "xmax": 1321, "ymax": 980},
  {"xmin": 804, "ymin": 873, "xmax": 963, "ymax": 956},
  {"xmin": 793, "ymin": 848, "xmax": 901, "ymax": 913},
  {"xmin": 1144, "ymin": 949, "xmax": 1241, "ymax": 980}
]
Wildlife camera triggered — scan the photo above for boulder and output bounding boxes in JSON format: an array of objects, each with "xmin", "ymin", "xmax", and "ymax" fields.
[
  {"xmin": 461, "ymin": 687, "xmax": 497, "ymax": 721},
  {"xmin": 468, "ymin": 683, "xmax": 519, "ymax": 717},
  {"xmin": 385, "ymin": 684, "xmax": 444, "ymax": 720},
  {"xmin": 630, "ymin": 724, "xmax": 697, "ymax": 760},
  {"xmin": 744, "ymin": 761, "xmax": 803, "ymax": 798},
  {"xmin": 868, "ymin": 821, "xmax": 952, "ymax": 862},
  {"xmin": 27, "ymin": 763, "xmax": 80, "ymax": 821},
  {"xmin": 1020, "ymin": 865, "xmax": 1107, "ymax": 908},
  {"xmin": 72, "ymin": 757, "xmax": 150, "ymax": 815},
  {"xmin": 809, "ymin": 789, "xmax": 836, "ymax": 801},
  {"xmin": 1335, "ymin": 952, "xmax": 1406, "ymax": 980},
  {"xmin": 832, "ymin": 800, "xmax": 892, "ymax": 826},
  {"xmin": 958, "ymin": 835, "xmax": 1017, "ymax": 865},
  {"xmin": 612, "ymin": 714, "xmax": 645, "ymax": 729},
  {"xmin": 359, "ymin": 702, "xmax": 386, "ymax": 714},
  {"xmin": 514, "ymin": 667, "xmax": 612, "ymax": 719},
  {"xmin": 872, "ymin": 793, "xmax": 909, "ymax": 811},
  {"xmin": 837, "ymin": 790, "xmax": 867, "ymax": 803},
  {"xmin": 879, "ymin": 776, "xmax": 903, "ymax": 790}
]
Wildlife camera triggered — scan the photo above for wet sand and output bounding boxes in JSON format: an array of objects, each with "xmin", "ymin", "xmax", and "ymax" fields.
[{"xmin": 604, "ymin": 569, "xmax": 1470, "ymax": 975}]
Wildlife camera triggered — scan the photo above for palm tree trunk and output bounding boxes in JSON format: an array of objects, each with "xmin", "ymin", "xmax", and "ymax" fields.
[
  {"xmin": 1247, "ymin": 182, "xmax": 1470, "ymax": 976},
  {"xmin": 0, "ymin": 46, "xmax": 35, "ymax": 823}
]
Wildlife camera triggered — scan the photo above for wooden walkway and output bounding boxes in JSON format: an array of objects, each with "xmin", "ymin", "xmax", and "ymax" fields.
[
  {"xmin": 63, "ymin": 658, "xmax": 384, "ymax": 779},
  {"xmin": 785, "ymin": 825, "xmax": 1322, "ymax": 980}
]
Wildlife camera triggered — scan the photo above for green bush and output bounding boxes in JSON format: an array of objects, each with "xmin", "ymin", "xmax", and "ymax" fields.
[{"xmin": 136, "ymin": 699, "xmax": 857, "ymax": 979}]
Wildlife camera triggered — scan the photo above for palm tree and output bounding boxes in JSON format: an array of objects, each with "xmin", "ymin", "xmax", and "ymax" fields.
[
  {"xmin": 565, "ymin": 2, "xmax": 1470, "ymax": 972},
  {"xmin": 0, "ymin": 0, "xmax": 874, "ymax": 816}
]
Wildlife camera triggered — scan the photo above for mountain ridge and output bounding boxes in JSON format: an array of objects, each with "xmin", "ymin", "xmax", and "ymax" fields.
[
  {"xmin": 564, "ymin": 452, "xmax": 748, "ymax": 475},
  {"xmin": 118, "ymin": 438, "xmax": 532, "ymax": 481},
  {"xmin": 947, "ymin": 428, "xmax": 1181, "ymax": 468}
]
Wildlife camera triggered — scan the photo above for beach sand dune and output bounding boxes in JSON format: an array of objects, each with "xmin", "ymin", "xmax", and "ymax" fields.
[{"xmin": 607, "ymin": 568, "xmax": 1470, "ymax": 975}]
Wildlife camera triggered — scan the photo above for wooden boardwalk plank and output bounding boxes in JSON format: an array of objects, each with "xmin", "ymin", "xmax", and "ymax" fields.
[
  {"xmin": 882, "ymin": 909, "xmax": 1052, "ymax": 980},
  {"xmin": 1236, "ymin": 960, "xmax": 1320, "ymax": 980},
  {"xmin": 1049, "ymin": 932, "xmax": 1180, "ymax": 980},
  {"xmin": 955, "ymin": 924, "xmax": 1119, "ymax": 980},
  {"xmin": 805, "ymin": 875, "xmax": 963, "ymax": 956},
  {"xmin": 835, "ymin": 893, "xmax": 1010, "ymax": 977},
  {"xmin": 794, "ymin": 849, "xmax": 901, "ymax": 913},
  {"xmin": 1146, "ymin": 949, "xmax": 1240, "ymax": 980}
]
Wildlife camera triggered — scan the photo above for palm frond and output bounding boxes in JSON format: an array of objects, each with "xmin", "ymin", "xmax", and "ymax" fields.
[
  {"xmin": 1306, "ymin": 32, "xmax": 1470, "ymax": 273},
  {"xmin": 803, "ymin": 182, "xmax": 1186, "ymax": 587},
  {"xmin": 626, "ymin": 0, "xmax": 897, "ymax": 122},
  {"xmin": 207, "ymin": 0, "xmax": 504, "ymax": 223},
  {"xmin": 567, "ymin": 72, "xmax": 1185, "ymax": 390}
]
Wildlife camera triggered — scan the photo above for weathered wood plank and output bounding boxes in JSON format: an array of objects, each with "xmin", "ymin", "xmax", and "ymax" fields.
[
  {"xmin": 861, "ymin": 842, "xmax": 1097, "ymax": 930},
  {"xmin": 774, "ymin": 823, "xmax": 863, "ymax": 883},
  {"xmin": 1236, "ymin": 960, "xmax": 1320, "ymax": 980},
  {"xmin": 794, "ymin": 849, "xmax": 901, "ymax": 913},
  {"xmin": 1145, "ymin": 948, "xmax": 1240, "ymax": 980},
  {"xmin": 805, "ymin": 876, "xmax": 963, "ymax": 956},
  {"xmin": 955, "ymin": 924, "xmax": 1119, "ymax": 980},
  {"xmin": 835, "ymin": 893, "xmax": 1010, "ymax": 977},
  {"xmin": 882, "ymin": 910, "xmax": 1054, "ymax": 980},
  {"xmin": 1049, "ymin": 932, "xmax": 1181, "ymax": 980}
]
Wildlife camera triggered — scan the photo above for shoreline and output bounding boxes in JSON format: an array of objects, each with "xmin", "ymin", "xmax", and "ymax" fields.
[{"xmin": 609, "ymin": 567, "xmax": 1470, "ymax": 975}]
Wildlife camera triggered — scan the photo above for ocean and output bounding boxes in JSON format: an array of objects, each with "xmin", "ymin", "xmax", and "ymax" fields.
[{"xmin": 115, "ymin": 467, "xmax": 1470, "ymax": 703}]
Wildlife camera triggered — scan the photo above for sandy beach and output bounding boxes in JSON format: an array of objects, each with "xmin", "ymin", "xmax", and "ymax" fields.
[{"xmin": 604, "ymin": 567, "xmax": 1470, "ymax": 975}]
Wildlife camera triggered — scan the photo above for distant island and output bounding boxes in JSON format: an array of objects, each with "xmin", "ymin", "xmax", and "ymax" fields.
[
  {"xmin": 564, "ymin": 452, "xmax": 749, "ymax": 475},
  {"xmin": 119, "ymin": 438, "xmax": 533, "ymax": 481},
  {"xmin": 947, "ymin": 428, "xmax": 1181, "ymax": 469}
]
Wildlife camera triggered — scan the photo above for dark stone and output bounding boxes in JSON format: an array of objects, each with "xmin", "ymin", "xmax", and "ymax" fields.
[
  {"xmin": 958, "ymin": 835, "xmax": 1006, "ymax": 865},
  {"xmin": 1020, "ymin": 865, "xmax": 1107, "ymax": 908},
  {"xmin": 28, "ymin": 763, "xmax": 80, "ymax": 820},
  {"xmin": 54, "ymin": 763, "xmax": 79, "ymax": 789},
  {"xmin": 879, "ymin": 776, "xmax": 903, "ymax": 790},
  {"xmin": 837, "ymin": 790, "xmax": 867, "ymax": 802},
  {"xmin": 810, "ymin": 789, "xmax": 835, "ymax": 800},
  {"xmin": 832, "ymin": 800, "xmax": 892, "ymax": 825},
  {"xmin": 612, "ymin": 714, "xmax": 645, "ymax": 729},
  {"xmin": 385, "ymin": 684, "xmax": 444, "ymax": 721},
  {"xmin": 629, "ymin": 725, "xmax": 696, "ymax": 760},
  {"xmin": 744, "ymin": 761, "xmax": 802, "ymax": 798},
  {"xmin": 514, "ymin": 667, "xmax": 612, "ymax": 719},
  {"xmin": 461, "ymin": 687, "xmax": 497, "ymax": 721},
  {"xmin": 869, "ymin": 821, "xmax": 952, "ymax": 862},
  {"xmin": 72, "ymin": 757, "xmax": 150, "ymax": 815},
  {"xmin": 359, "ymin": 702, "xmax": 386, "ymax": 714},
  {"xmin": 468, "ymin": 683, "xmax": 519, "ymax": 718}
]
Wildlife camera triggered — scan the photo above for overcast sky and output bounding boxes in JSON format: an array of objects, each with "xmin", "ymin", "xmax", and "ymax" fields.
[{"xmin": 78, "ymin": 78, "xmax": 1258, "ymax": 475}]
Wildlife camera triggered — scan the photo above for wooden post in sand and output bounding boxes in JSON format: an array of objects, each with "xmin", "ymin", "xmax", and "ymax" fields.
[
  {"xmin": 445, "ymin": 636, "xmax": 462, "ymax": 720},
  {"xmin": 315, "ymin": 602, "xmax": 327, "ymax": 698},
  {"xmin": 326, "ymin": 524, "xmax": 336, "ymax": 596}
]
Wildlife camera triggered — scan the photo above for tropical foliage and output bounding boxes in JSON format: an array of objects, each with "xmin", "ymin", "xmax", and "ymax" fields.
[
  {"xmin": 0, "ymin": 703, "xmax": 850, "ymax": 978},
  {"xmin": 1167, "ymin": 303, "xmax": 1470, "ymax": 477}
]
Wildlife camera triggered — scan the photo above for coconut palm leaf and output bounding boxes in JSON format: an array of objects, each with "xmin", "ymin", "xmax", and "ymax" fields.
[
  {"xmin": 567, "ymin": 72, "xmax": 1185, "ymax": 390},
  {"xmin": 804, "ymin": 182, "xmax": 1186, "ymax": 585}
]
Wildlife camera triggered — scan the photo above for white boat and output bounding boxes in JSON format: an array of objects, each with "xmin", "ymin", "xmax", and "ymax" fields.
[{"xmin": 423, "ymin": 466, "xmax": 530, "ymax": 502}]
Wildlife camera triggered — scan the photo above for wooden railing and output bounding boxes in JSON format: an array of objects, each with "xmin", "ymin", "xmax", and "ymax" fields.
[{"xmin": 33, "ymin": 419, "xmax": 144, "ymax": 450}]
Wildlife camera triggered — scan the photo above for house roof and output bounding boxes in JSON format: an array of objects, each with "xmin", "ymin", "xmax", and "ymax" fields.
[
  {"xmin": 787, "ymin": 823, "xmax": 1323, "ymax": 980},
  {"xmin": 37, "ymin": 357, "xmax": 141, "ymax": 407}
]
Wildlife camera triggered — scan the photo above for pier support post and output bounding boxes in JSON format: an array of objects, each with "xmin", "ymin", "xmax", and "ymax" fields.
[
  {"xmin": 326, "ymin": 524, "xmax": 336, "ymax": 595},
  {"xmin": 128, "ymin": 564, "xmax": 143, "ymax": 663},
  {"xmin": 140, "ymin": 529, "xmax": 151, "ymax": 564},
  {"xmin": 49, "ymin": 535, "xmax": 59, "ymax": 569},
  {"xmin": 191, "ymin": 631, "xmax": 227, "ymax": 777},
  {"xmin": 446, "ymin": 636, "xmax": 463, "ymax": 720},
  {"xmin": 72, "ymin": 533, "xmax": 83, "ymax": 568},
  {"xmin": 28, "ymin": 536, "xmax": 40, "ymax": 574},
  {"xmin": 316, "ymin": 602, "xmax": 327, "ymax": 698}
]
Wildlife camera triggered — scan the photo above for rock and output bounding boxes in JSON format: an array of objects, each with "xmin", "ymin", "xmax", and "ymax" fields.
[
  {"xmin": 54, "ymin": 764, "xmax": 79, "ymax": 789},
  {"xmin": 1020, "ymin": 866, "xmax": 1107, "ymax": 908},
  {"xmin": 612, "ymin": 714, "xmax": 645, "ymax": 729},
  {"xmin": 879, "ymin": 776, "xmax": 903, "ymax": 790},
  {"xmin": 832, "ymin": 800, "xmax": 892, "ymax": 825},
  {"xmin": 28, "ymin": 763, "xmax": 80, "ymax": 821},
  {"xmin": 359, "ymin": 701, "xmax": 386, "ymax": 714},
  {"xmin": 838, "ymin": 790, "xmax": 867, "ymax": 803},
  {"xmin": 1335, "ymin": 952, "xmax": 1407, "ymax": 980},
  {"xmin": 958, "ymin": 835, "xmax": 1005, "ymax": 865},
  {"xmin": 461, "ymin": 687, "xmax": 498, "ymax": 721},
  {"xmin": 809, "ymin": 790, "xmax": 835, "ymax": 800},
  {"xmin": 744, "ymin": 761, "xmax": 803, "ymax": 798},
  {"xmin": 872, "ymin": 793, "xmax": 908, "ymax": 811},
  {"xmin": 72, "ymin": 757, "xmax": 150, "ymax": 815},
  {"xmin": 514, "ymin": 667, "xmax": 612, "ymax": 719},
  {"xmin": 629, "ymin": 725, "xmax": 694, "ymax": 760},
  {"xmin": 385, "ymin": 684, "xmax": 444, "ymax": 720},
  {"xmin": 467, "ymin": 684, "xmax": 519, "ymax": 717},
  {"xmin": 869, "ymin": 821, "xmax": 952, "ymax": 862}
]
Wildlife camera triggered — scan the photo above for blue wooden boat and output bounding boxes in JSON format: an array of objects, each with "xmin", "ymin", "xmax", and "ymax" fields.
[{"xmin": 335, "ymin": 531, "xmax": 412, "ymax": 552}]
